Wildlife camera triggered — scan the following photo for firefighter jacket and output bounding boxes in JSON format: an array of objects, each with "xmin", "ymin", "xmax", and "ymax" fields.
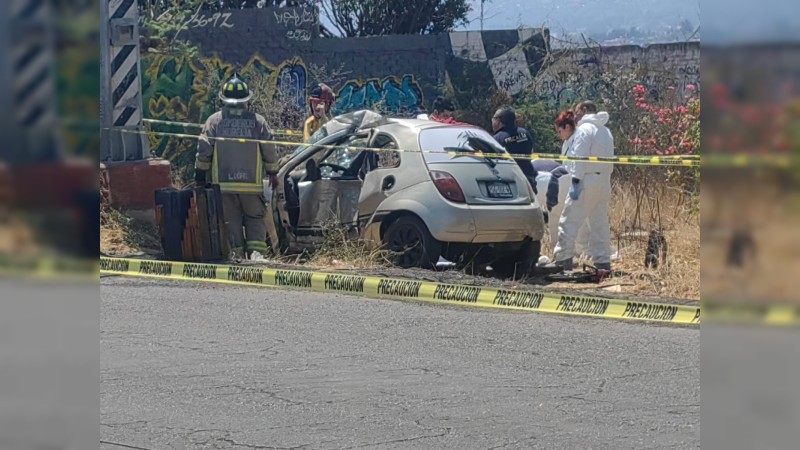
[{"xmin": 195, "ymin": 108, "xmax": 279, "ymax": 194}]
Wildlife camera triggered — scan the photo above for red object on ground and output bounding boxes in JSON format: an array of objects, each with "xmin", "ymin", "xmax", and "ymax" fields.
[
  {"xmin": 0, "ymin": 163, "xmax": 11, "ymax": 206},
  {"xmin": 12, "ymin": 159, "xmax": 95, "ymax": 208},
  {"xmin": 101, "ymin": 159, "xmax": 172, "ymax": 211}
]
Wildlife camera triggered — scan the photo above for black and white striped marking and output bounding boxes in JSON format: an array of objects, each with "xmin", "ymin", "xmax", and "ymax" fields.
[
  {"xmin": 11, "ymin": 0, "xmax": 56, "ymax": 129},
  {"xmin": 109, "ymin": 0, "xmax": 141, "ymax": 127}
]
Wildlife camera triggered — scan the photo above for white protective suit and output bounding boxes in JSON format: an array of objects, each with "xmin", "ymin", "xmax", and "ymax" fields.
[
  {"xmin": 553, "ymin": 112, "xmax": 614, "ymax": 265},
  {"xmin": 533, "ymin": 167, "xmax": 589, "ymax": 258}
]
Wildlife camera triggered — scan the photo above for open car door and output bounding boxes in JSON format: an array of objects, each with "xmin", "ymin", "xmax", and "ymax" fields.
[{"xmin": 272, "ymin": 111, "xmax": 387, "ymax": 252}]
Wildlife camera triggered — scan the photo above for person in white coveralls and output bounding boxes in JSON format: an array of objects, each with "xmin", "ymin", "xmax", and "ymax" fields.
[{"xmin": 553, "ymin": 101, "xmax": 614, "ymax": 271}]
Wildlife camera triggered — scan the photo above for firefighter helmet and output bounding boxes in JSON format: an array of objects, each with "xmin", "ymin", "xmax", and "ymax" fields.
[
  {"xmin": 309, "ymin": 83, "xmax": 335, "ymax": 110},
  {"xmin": 219, "ymin": 74, "xmax": 252, "ymax": 105}
]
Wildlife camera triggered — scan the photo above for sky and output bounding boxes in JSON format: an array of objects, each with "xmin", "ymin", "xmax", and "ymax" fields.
[
  {"xmin": 318, "ymin": 0, "xmax": 800, "ymax": 44},
  {"xmin": 460, "ymin": 0, "xmax": 800, "ymax": 43},
  {"xmin": 459, "ymin": 0, "xmax": 699, "ymax": 35}
]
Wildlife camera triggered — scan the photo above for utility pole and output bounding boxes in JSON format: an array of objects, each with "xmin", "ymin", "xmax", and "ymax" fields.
[
  {"xmin": 481, "ymin": 0, "xmax": 485, "ymax": 32},
  {"xmin": 100, "ymin": 0, "xmax": 149, "ymax": 162},
  {"xmin": 99, "ymin": 1, "xmax": 170, "ymax": 225},
  {"xmin": 2, "ymin": 0, "xmax": 60, "ymax": 162}
]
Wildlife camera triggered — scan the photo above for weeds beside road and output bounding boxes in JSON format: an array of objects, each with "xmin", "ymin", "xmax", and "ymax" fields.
[{"xmin": 100, "ymin": 186, "xmax": 699, "ymax": 302}]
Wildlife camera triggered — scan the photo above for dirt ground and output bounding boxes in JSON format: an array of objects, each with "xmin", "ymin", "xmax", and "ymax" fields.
[
  {"xmin": 701, "ymin": 173, "xmax": 800, "ymax": 304},
  {"xmin": 101, "ymin": 222, "xmax": 700, "ymax": 307},
  {"xmin": 101, "ymin": 175, "xmax": 702, "ymax": 304}
]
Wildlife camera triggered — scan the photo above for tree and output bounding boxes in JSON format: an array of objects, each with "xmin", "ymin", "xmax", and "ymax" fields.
[{"xmin": 320, "ymin": 0, "xmax": 471, "ymax": 37}]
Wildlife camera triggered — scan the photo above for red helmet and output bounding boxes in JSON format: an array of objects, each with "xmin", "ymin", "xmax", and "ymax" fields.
[{"xmin": 309, "ymin": 83, "xmax": 335, "ymax": 108}]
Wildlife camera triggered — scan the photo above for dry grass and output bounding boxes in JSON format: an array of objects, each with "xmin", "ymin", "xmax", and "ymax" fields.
[
  {"xmin": 606, "ymin": 179, "xmax": 699, "ymax": 300},
  {"xmin": 606, "ymin": 216, "xmax": 699, "ymax": 299},
  {"xmin": 541, "ymin": 180, "xmax": 700, "ymax": 300},
  {"xmin": 305, "ymin": 218, "xmax": 391, "ymax": 271},
  {"xmin": 97, "ymin": 170, "xmax": 702, "ymax": 300},
  {"xmin": 99, "ymin": 173, "xmax": 134, "ymax": 256},
  {"xmin": 702, "ymin": 173, "xmax": 800, "ymax": 304},
  {"xmin": 100, "ymin": 208, "xmax": 141, "ymax": 256},
  {"xmin": 0, "ymin": 215, "xmax": 39, "ymax": 255},
  {"xmin": 100, "ymin": 173, "xmax": 160, "ymax": 256},
  {"xmin": 100, "ymin": 210, "xmax": 161, "ymax": 257}
]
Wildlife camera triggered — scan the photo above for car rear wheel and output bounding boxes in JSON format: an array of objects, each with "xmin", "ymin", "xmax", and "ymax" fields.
[
  {"xmin": 492, "ymin": 240, "xmax": 541, "ymax": 280},
  {"xmin": 384, "ymin": 216, "xmax": 441, "ymax": 269}
]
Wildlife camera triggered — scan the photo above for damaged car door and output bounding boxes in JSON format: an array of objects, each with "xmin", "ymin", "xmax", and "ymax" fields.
[
  {"xmin": 271, "ymin": 110, "xmax": 387, "ymax": 253},
  {"xmin": 295, "ymin": 135, "xmax": 369, "ymax": 236}
]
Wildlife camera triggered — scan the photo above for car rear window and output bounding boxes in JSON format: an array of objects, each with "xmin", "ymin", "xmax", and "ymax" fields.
[{"xmin": 419, "ymin": 127, "xmax": 511, "ymax": 163}]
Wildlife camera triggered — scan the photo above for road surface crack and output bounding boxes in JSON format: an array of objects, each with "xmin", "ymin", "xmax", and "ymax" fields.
[
  {"xmin": 339, "ymin": 431, "xmax": 450, "ymax": 449},
  {"xmin": 488, "ymin": 436, "xmax": 538, "ymax": 449},
  {"xmin": 205, "ymin": 384, "xmax": 307, "ymax": 406},
  {"xmin": 607, "ymin": 365, "xmax": 697, "ymax": 381},
  {"xmin": 100, "ymin": 440, "xmax": 154, "ymax": 450},
  {"xmin": 217, "ymin": 437, "xmax": 314, "ymax": 449}
]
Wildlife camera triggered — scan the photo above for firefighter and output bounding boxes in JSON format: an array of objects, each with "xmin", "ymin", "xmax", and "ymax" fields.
[
  {"xmin": 304, "ymin": 83, "xmax": 336, "ymax": 142},
  {"xmin": 195, "ymin": 74, "xmax": 279, "ymax": 261}
]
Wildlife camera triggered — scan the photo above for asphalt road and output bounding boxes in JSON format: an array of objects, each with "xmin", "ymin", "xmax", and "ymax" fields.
[{"xmin": 101, "ymin": 275, "xmax": 699, "ymax": 450}]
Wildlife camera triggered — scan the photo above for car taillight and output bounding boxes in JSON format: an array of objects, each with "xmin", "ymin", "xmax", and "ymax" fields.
[{"xmin": 430, "ymin": 170, "xmax": 465, "ymax": 203}]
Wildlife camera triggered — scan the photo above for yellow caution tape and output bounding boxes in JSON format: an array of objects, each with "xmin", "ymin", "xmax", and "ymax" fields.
[
  {"xmin": 111, "ymin": 128, "xmax": 701, "ymax": 167},
  {"xmin": 143, "ymin": 118, "xmax": 302, "ymax": 136},
  {"xmin": 702, "ymin": 302, "xmax": 800, "ymax": 326},
  {"xmin": 701, "ymin": 154, "xmax": 794, "ymax": 168},
  {"xmin": 100, "ymin": 257, "xmax": 701, "ymax": 325},
  {"xmin": 0, "ymin": 255, "xmax": 99, "ymax": 280}
]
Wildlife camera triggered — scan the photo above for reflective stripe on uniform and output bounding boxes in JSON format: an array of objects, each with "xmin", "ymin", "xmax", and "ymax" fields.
[
  {"xmin": 217, "ymin": 183, "xmax": 263, "ymax": 194},
  {"xmin": 196, "ymin": 160, "xmax": 212, "ymax": 170},
  {"xmin": 211, "ymin": 144, "xmax": 264, "ymax": 194},
  {"xmin": 246, "ymin": 240, "xmax": 269, "ymax": 252}
]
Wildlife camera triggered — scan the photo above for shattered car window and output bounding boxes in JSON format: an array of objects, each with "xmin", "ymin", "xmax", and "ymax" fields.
[
  {"xmin": 419, "ymin": 127, "xmax": 510, "ymax": 163},
  {"xmin": 292, "ymin": 110, "xmax": 386, "ymax": 158},
  {"xmin": 322, "ymin": 138, "xmax": 366, "ymax": 170},
  {"xmin": 307, "ymin": 125, "xmax": 328, "ymax": 145},
  {"xmin": 376, "ymin": 141, "xmax": 401, "ymax": 168}
]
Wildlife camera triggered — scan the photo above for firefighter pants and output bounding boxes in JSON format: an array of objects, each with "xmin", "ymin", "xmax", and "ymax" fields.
[{"xmin": 222, "ymin": 193, "xmax": 269, "ymax": 257}]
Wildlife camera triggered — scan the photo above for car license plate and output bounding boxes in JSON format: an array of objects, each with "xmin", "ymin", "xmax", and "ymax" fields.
[{"xmin": 486, "ymin": 182, "xmax": 513, "ymax": 198}]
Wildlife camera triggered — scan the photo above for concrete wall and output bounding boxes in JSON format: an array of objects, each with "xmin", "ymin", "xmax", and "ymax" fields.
[
  {"xmin": 142, "ymin": 5, "xmax": 699, "ymax": 126},
  {"xmin": 141, "ymin": 6, "xmax": 549, "ymax": 128},
  {"xmin": 531, "ymin": 42, "xmax": 701, "ymax": 108}
]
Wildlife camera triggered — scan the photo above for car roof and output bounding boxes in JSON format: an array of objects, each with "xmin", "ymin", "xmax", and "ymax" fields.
[
  {"xmin": 383, "ymin": 118, "xmax": 483, "ymax": 132},
  {"xmin": 366, "ymin": 118, "xmax": 488, "ymax": 142}
]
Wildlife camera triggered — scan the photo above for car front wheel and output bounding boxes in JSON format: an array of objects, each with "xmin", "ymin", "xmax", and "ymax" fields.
[{"xmin": 383, "ymin": 216, "xmax": 441, "ymax": 269}]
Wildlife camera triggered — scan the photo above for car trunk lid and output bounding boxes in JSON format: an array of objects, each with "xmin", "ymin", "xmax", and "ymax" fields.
[{"xmin": 419, "ymin": 127, "xmax": 532, "ymax": 206}]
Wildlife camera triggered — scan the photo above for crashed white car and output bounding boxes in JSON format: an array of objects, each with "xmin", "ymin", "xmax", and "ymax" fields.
[{"xmin": 267, "ymin": 111, "xmax": 545, "ymax": 278}]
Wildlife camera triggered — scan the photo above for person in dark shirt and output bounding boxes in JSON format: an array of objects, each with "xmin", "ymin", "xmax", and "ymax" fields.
[{"xmin": 491, "ymin": 106, "xmax": 536, "ymax": 182}]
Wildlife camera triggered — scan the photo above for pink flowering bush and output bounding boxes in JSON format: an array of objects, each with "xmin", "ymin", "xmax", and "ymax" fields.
[{"xmin": 628, "ymin": 84, "xmax": 700, "ymax": 156}]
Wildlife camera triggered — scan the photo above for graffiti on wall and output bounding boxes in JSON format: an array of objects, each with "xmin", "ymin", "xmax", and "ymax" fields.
[
  {"xmin": 276, "ymin": 58, "xmax": 308, "ymax": 110},
  {"xmin": 532, "ymin": 70, "xmax": 617, "ymax": 108},
  {"xmin": 141, "ymin": 53, "xmax": 308, "ymax": 165},
  {"xmin": 332, "ymin": 75, "xmax": 424, "ymax": 116},
  {"xmin": 531, "ymin": 63, "xmax": 700, "ymax": 109},
  {"xmin": 524, "ymin": 44, "xmax": 701, "ymax": 108}
]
